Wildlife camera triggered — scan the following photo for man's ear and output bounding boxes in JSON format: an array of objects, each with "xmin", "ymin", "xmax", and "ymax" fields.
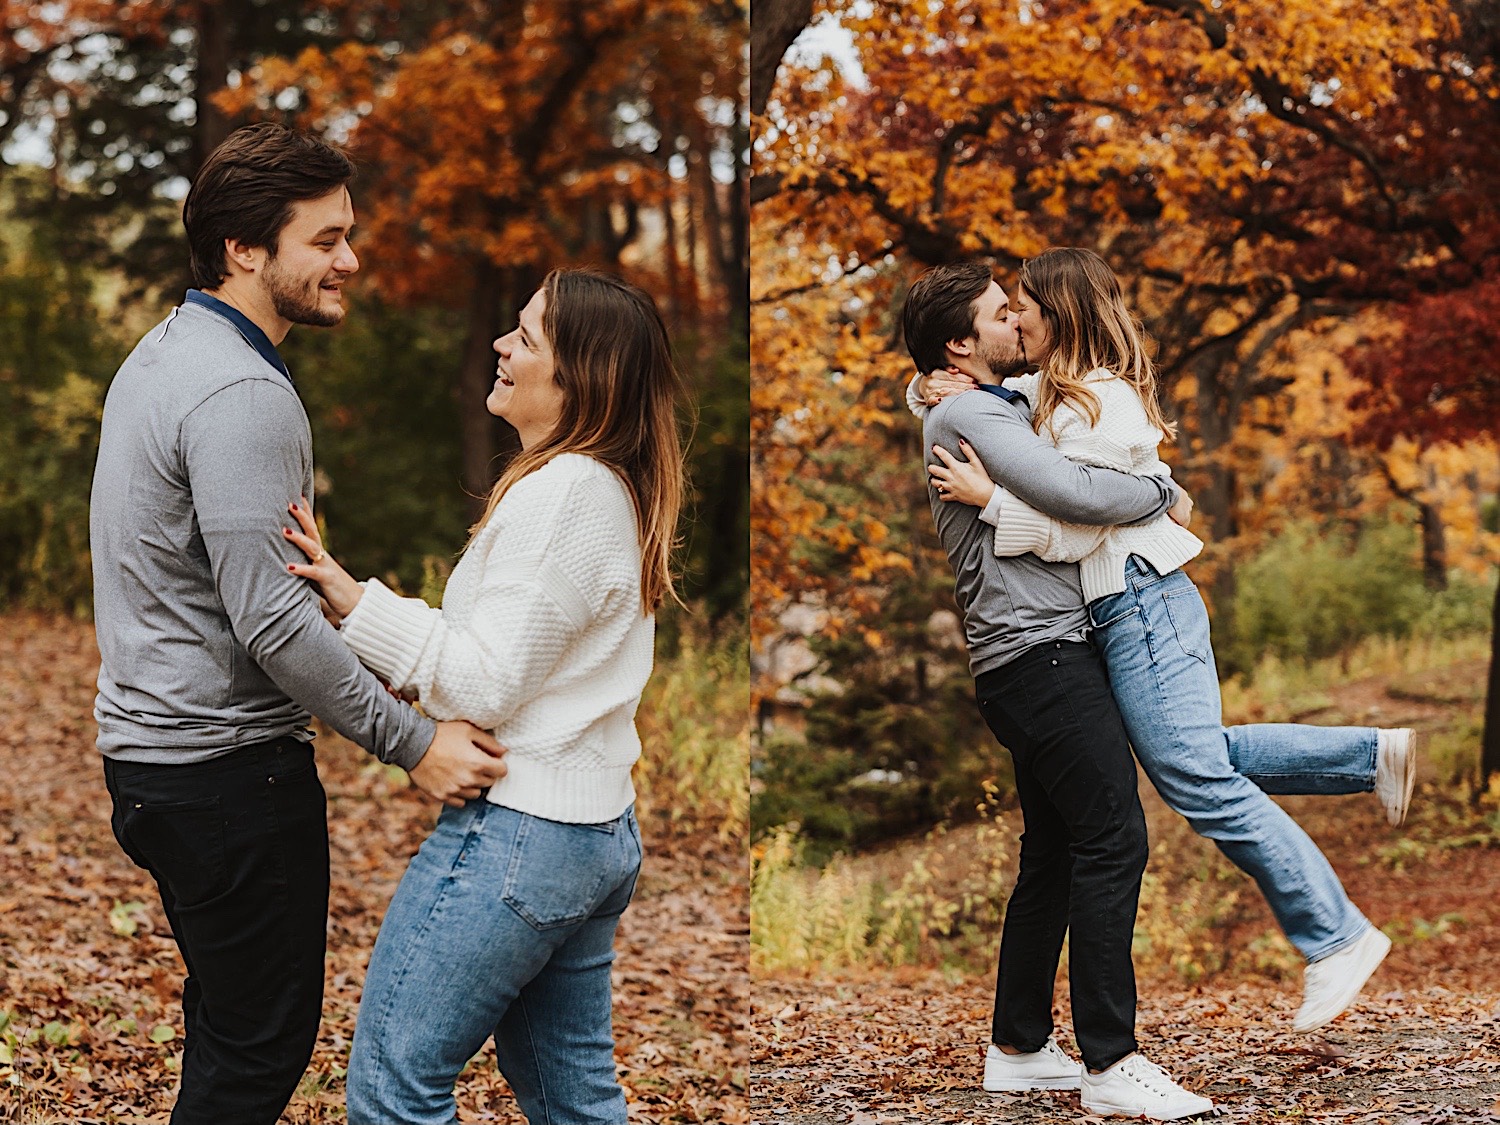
[
  {"xmin": 945, "ymin": 337, "xmax": 973, "ymax": 360},
  {"xmin": 222, "ymin": 237, "xmax": 265, "ymax": 277}
]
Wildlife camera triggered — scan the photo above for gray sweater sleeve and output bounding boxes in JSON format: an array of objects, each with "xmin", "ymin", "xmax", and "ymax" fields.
[
  {"xmin": 180, "ymin": 378, "xmax": 436, "ymax": 769},
  {"xmin": 931, "ymin": 392, "xmax": 1176, "ymax": 526}
]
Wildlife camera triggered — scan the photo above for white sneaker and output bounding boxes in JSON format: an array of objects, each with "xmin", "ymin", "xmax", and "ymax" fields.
[
  {"xmin": 1375, "ymin": 728, "xmax": 1418, "ymax": 826},
  {"xmin": 1294, "ymin": 926, "xmax": 1392, "ymax": 1032},
  {"xmin": 982, "ymin": 1037, "xmax": 1082, "ymax": 1091},
  {"xmin": 1079, "ymin": 1053, "xmax": 1213, "ymax": 1120}
]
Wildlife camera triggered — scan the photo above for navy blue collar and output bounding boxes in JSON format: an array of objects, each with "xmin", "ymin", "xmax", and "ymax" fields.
[
  {"xmin": 977, "ymin": 382, "xmax": 1029, "ymax": 408},
  {"xmin": 184, "ymin": 290, "xmax": 293, "ymax": 385}
]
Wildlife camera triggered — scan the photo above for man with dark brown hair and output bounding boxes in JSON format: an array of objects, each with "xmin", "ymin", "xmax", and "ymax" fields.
[
  {"xmin": 90, "ymin": 122, "xmax": 509, "ymax": 1125},
  {"xmin": 898, "ymin": 263, "xmax": 1213, "ymax": 1120}
]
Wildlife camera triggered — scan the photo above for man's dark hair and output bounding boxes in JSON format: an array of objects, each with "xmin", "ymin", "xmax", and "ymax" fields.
[
  {"xmin": 183, "ymin": 122, "xmax": 355, "ymax": 289},
  {"xmin": 900, "ymin": 261, "xmax": 994, "ymax": 374}
]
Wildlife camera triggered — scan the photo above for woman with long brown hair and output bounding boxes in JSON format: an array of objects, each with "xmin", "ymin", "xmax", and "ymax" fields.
[
  {"xmin": 919, "ymin": 249, "xmax": 1411, "ymax": 1094},
  {"xmin": 283, "ymin": 266, "xmax": 684, "ymax": 1124}
]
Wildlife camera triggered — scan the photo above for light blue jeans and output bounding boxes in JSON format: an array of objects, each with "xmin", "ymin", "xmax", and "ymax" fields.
[
  {"xmin": 346, "ymin": 801, "xmax": 643, "ymax": 1125},
  {"xmin": 1089, "ymin": 557, "xmax": 1378, "ymax": 963}
]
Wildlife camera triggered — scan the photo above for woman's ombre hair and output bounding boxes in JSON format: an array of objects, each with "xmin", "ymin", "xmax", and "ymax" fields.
[
  {"xmin": 472, "ymin": 268, "xmax": 685, "ymax": 613},
  {"xmin": 1018, "ymin": 248, "xmax": 1175, "ymax": 442}
]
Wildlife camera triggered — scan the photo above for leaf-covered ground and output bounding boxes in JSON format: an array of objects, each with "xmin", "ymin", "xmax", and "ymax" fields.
[
  {"xmin": 0, "ymin": 613, "xmax": 748, "ymax": 1123},
  {"xmin": 752, "ymin": 974, "xmax": 1500, "ymax": 1124},
  {"xmin": 753, "ymin": 655, "xmax": 1500, "ymax": 1123}
]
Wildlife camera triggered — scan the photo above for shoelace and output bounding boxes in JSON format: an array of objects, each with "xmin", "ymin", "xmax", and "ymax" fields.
[
  {"xmin": 1041, "ymin": 1039, "xmax": 1072, "ymax": 1065},
  {"xmin": 1118, "ymin": 1055, "xmax": 1179, "ymax": 1097}
]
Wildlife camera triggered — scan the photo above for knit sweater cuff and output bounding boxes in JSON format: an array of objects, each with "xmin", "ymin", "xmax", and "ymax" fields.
[
  {"xmin": 339, "ymin": 577, "xmax": 441, "ymax": 690},
  {"xmin": 989, "ymin": 493, "xmax": 1056, "ymax": 557},
  {"xmin": 905, "ymin": 373, "xmax": 928, "ymax": 419}
]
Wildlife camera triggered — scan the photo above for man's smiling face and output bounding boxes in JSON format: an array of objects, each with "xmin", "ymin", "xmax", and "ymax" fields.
[{"xmin": 259, "ymin": 186, "xmax": 359, "ymax": 328}]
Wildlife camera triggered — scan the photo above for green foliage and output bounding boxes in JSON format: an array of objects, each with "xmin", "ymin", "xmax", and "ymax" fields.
[
  {"xmin": 751, "ymin": 570, "xmax": 1007, "ymax": 857},
  {"xmin": 0, "ymin": 175, "xmax": 122, "ymax": 614},
  {"xmin": 752, "ymin": 664, "xmax": 1001, "ymax": 857},
  {"xmin": 758, "ymin": 514, "xmax": 1495, "ymax": 854},
  {"xmin": 678, "ymin": 335, "xmax": 749, "ymax": 623},
  {"xmin": 750, "ymin": 790, "xmax": 1014, "ymax": 972},
  {"xmin": 0, "ymin": 197, "xmax": 750, "ymax": 622},
  {"xmin": 280, "ymin": 297, "xmax": 473, "ymax": 594},
  {"xmin": 635, "ymin": 615, "xmax": 750, "ymax": 841},
  {"xmin": 1223, "ymin": 518, "xmax": 1495, "ymax": 673}
]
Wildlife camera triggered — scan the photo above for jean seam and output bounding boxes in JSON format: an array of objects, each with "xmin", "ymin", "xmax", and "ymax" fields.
[
  {"xmin": 515, "ymin": 990, "xmax": 550, "ymax": 1125},
  {"xmin": 364, "ymin": 850, "xmax": 462, "ymax": 1109},
  {"xmin": 1128, "ymin": 580, "xmax": 1345, "ymax": 958},
  {"xmin": 1249, "ymin": 770, "xmax": 1370, "ymax": 783},
  {"xmin": 451, "ymin": 802, "xmax": 490, "ymax": 874}
]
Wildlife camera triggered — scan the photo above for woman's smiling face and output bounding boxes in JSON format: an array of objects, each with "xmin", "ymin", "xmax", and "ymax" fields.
[
  {"xmin": 1014, "ymin": 283, "xmax": 1056, "ymax": 366},
  {"xmin": 489, "ymin": 288, "xmax": 567, "ymax": 448}
]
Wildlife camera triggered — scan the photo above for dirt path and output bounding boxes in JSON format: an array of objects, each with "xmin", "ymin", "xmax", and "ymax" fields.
[
  {"xmin": 752, "ymin": 974, "xmax": 1500, "ymax": 1124},
  {"xmin": 0, "ymin": 613, "xmax": 748, "ymax": 1123},
  {"xmin": 752, "ymin": 658, "xmax": 1500, "ymax": 1124}
]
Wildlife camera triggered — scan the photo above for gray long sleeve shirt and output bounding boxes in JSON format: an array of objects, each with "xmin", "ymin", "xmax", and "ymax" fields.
[
  {"xmin": 90, "ymin": 301, "xmax": 436, "ymax": 768},
  {"xmin": 923, "ymin": 388, "xmax": 1177, "ymax": 676}
]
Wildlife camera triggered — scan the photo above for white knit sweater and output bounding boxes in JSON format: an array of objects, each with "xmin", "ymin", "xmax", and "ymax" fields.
[
  {"xmin": 337, "ymin": 453, "xmax": 653, "ymax": 824},
  {"xmin": 908, "ymin": 369, "xmax": 1202, "ymax": 602}
]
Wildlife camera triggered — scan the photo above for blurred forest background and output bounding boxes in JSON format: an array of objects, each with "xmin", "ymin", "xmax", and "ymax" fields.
[
  {"xmin": 0, "ymin": 2, "xmax": 750, "ymax": 1119},
  {"xmin": 749, "ymin": 0, "xmax": 1500, "ymax": 984},
  {"xmin": 1, "ymin": 0, "xmax": 748, "ymax": 626}
]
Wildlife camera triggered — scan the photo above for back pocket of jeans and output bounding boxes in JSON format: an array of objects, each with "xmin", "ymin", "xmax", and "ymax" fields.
[
  {"xmin": 122, "ymin": 796, "xmax": 229, "ymax": 908},
  {"xmin": 1161, "ymin": 588, "xmax": 1210, "ymax": 664},
  {"xmin": 502, "ymin": 814, "xmax": 613, "ymax": 930}
]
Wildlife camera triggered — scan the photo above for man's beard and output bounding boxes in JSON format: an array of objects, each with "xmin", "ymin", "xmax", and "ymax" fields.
[
  {"xmin": 978, "ymin": 334, "xmax": 1029, "ymax": 378},
  {"xmin": 264, "ymin": 256, "xmax": 343, "ymax": 327}
]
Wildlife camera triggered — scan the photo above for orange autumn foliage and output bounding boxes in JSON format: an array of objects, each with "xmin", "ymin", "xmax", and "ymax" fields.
[{"xmin": 752, "ymin": 0, "xmax": 1500, "ymax": 667}]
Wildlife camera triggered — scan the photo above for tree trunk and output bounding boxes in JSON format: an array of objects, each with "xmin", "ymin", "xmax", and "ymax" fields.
[
  {"xmin": 685, "ymin": 148, "xmax": 703, "ymax": 316},
  {"xmin": 457, "ymin": 259, "xmax": 513, "ymax": 522},
  {"xmin": 726, "ymin": 112, "xmax": 750, "ymax": 334},
  {"xmin": 193, "ymin": 0, "xmax": 232, "ymax": 173},
  {"xmin": 703, "ymin": 442, "xmax": 750, "ymax": 621},
  {"xmin": 1482, "ymin": 578, "xmax": 1500, "ymax": 784},
  {"xmin": 1420, "ymin": 463, "xmax": 1448, "ymax": 590},
  {"xmin": 662, "ymin": 157, "xmax": 684, "ymax": 322},
  {"xmin": 1189, "ymin": 349, "xmax": 1241, "ymax": 650},
  {"xmin": 750, "ymin": 0, "xmax": 816, "ymax": 116},
  {"xmin": 688, "ymin": 116, "xmax": 731, "ymax": 315},
  {"xmin": 1419, "ymin": 500, "xmax": 1448, "ymax": 591}
]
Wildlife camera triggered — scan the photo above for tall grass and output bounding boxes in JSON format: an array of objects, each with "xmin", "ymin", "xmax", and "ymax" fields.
[
  {"xmin": 1222, "ymin": 629, "xmax": 1489, "ymax": 783},
  {"xmin": 635, "ymin": 619, "xmax": 750, "ymax": 841},
  {"xmin": 753, "ymin": 629, "xmax": 1493, "ymax": 977},
  {"xmin": 751, "ymin": 785, "xmax": 1013, "ymax": 972}
]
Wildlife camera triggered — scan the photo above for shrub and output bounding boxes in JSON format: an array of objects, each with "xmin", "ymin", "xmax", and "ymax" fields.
[{"xmin": 1222, "ymin": 518, "xmax": 1494, "ymax": 672}]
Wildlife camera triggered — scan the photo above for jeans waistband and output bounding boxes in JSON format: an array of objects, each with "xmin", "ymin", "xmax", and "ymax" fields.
[
  {"xmin": 975, "ymin": 639, "xmax": 1093, "ymax": 697},
  {"xmin": 103, "ymin": 735, "xmax": 309, "ymax": 783}
]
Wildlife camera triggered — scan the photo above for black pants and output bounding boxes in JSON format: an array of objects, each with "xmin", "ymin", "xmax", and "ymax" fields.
[
  {"xmin": 975, "ymin": 640, "xmax": 1148, "ymax": 1072},
  {"xmin": 103, "ymin": 738, "xmax": 330, "ymax": 1125}
]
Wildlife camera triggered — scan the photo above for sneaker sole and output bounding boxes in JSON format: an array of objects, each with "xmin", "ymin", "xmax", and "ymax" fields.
[
  {"xmin": 1080, "ymin": 1095, "xmax": 1213, "ymax": 1120},
  {"xmin": 1293, "ymin": 929, "xmax": 1393, "ymax": 1032},
  {"xmin": 984, "ymin": 1075, "xmax": 1082, "ymax": 1091},
  {"xmin": 1388, "ymin": 731, "xmax": 1417, "ymax": 827}
]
